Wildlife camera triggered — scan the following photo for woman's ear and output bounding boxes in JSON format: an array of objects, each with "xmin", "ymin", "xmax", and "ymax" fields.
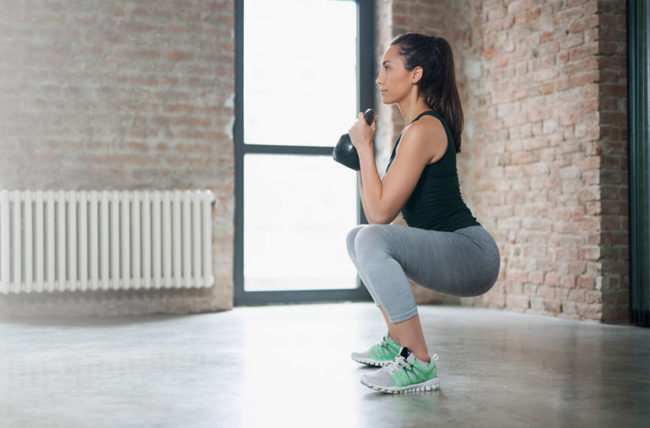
[{"xmin": 412, "ymin": 66, "xmax": 423, "ymax": 84}]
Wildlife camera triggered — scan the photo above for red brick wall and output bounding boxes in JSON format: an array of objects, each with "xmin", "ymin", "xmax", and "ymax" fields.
[
  {"xmin": 0, "ymin": 0, "xmax": 235, "ymax": 317},
  {"xmin": 383, "ymin": 0, "xmax": 629, "ymax": 323},
  {"xmin": 0, "ymin": 0, "xmax": 629, "ymax": 323},
  {"xmin": 595, "ymin": 0, "xmax": 628, "ymax": 323}
]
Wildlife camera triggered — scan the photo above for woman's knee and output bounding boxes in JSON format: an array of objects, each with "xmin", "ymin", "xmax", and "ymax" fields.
[
  {"xmin": 354, "ymin": 224, "xmax": 391, "ymax": 258},
  {"xmin": 346, "ymin": 225, "xmax": 367, "ymax": 258}
]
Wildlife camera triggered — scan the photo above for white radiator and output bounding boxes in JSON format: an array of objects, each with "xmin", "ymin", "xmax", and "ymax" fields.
[{"xmin": 0, "ymin": 190, "xmax": 215, "ymax": 294}]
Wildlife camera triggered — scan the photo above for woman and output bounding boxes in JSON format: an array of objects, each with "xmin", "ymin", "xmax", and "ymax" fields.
[{"xmin": 346, "ymin": 32, "xmax": 501, "ymax": 394}]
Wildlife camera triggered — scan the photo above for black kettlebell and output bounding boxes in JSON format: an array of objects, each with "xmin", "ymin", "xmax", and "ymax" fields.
[{"xmin": 332, "ymin": 108, "xmax": 376, "ymax": 170}]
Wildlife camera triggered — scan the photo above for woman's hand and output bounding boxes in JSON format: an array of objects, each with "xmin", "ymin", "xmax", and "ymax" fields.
[{"xmin": 348, "ymin": 112, "xmax": 377, "ymax": 155}]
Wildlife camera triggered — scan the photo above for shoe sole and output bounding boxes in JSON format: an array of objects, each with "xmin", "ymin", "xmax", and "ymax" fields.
[
  {"xmin": 350, "ymin": 355, "xmax": 393, "ymax": 367},
  {"xmin": 360, "ymin": 377, "xmax": 440, "ymax": 394}
]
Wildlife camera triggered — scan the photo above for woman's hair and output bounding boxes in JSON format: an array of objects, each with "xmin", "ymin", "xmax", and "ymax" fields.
[{"xmin": 390, "ymin": 32, "xmax": 464, "ymax": 153}]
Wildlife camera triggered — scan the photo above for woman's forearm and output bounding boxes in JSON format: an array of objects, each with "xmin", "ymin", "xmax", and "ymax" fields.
[
  {"xmin": 357, "ymin": 148, "xmax": 383, "ymax": 224},
  {"xmin": 358, "ymin": 173, "xmax": 375, "ymax": 223}
]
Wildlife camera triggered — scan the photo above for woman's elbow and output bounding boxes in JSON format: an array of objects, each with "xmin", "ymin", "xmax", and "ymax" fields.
[
  {"xmin": 365, "ymin": 214, "xmax": 380, "ymax": 224},
  {"xmin": 368, "ymin": 215, "xmax": 390, "ymax": 224}
]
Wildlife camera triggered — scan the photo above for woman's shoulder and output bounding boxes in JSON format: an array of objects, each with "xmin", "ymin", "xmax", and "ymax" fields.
[{"xmin": 397, "ymin": 115, "xmax": 448, "ymax": 163}]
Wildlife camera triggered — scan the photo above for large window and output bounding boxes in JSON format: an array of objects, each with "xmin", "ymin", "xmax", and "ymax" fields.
[{"xmin": 234, "ymin": 0, "xmax": 376, "ymax": 305}]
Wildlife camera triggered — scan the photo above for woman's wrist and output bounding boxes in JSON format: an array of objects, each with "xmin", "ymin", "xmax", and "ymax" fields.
[{"xmin": 357, "ymin": 143, "xmax": 374, "ymax": 159}]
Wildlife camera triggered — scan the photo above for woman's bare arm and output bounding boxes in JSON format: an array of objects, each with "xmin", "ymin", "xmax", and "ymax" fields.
[{"xmin": 358, "ymin": 173, "xmax": 376, "ymax": 224}]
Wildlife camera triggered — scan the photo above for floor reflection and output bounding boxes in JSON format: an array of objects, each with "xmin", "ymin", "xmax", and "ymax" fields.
[{"xmin": 1, "ymin": 303, "xmax": 649, "ymax": 427}]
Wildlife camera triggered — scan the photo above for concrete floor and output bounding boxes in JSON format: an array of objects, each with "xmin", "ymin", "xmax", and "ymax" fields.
[{"xmin": 0, "ymin": 303, "xmax": 649, "ymax": 428}]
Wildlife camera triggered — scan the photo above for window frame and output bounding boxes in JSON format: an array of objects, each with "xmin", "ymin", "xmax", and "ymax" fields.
[
  {"xmin": 233, "ymin": 0, "xmax": 376, "ymax": 306},
  {"xmin": 628, "ymin": 0, "xmax": 650, "ymax": 326}
]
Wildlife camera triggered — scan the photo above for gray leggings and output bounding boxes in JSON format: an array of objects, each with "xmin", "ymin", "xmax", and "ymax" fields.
[{"xmin": 346, "ymin": 224, "xmax": 500, "ymax": 323}]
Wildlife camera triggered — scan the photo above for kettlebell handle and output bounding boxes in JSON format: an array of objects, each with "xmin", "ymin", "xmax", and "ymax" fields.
[{"xmin": 332, "ymin": 109, "xmax": 376, "ymax": 171}]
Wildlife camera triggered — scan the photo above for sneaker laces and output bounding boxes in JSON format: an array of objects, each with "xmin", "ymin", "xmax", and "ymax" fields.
[
  {"xmin": 386, "ymin": 353, "xmax": 440, "ymax": 374},
  {"xmin": 380, "ymin": 335, "xmax": 391, "ymax": 349},
  {"xmin": 375, "ymin": 335, "xmax": 394, "ymax": 357},
  {"xmin": 385, "ymin": 355, "xmax": 410, "ymax": 374}
]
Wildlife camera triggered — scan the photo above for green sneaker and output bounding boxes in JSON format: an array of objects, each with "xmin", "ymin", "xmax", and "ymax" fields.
[
  {"xmin": 360, "ymin": 346, "xmax": 440, "ymax": 394},
  {"xmin": 350, "ymin": 332, "xmax": 402, "ymax": 367}
]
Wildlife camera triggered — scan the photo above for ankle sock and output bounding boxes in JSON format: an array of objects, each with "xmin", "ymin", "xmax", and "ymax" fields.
[{"xmin": 415, "ymin": 355, "xmax": 431, "ymax": 365}]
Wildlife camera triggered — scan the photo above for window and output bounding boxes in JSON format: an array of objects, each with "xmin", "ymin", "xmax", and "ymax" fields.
[{"xmin": 234, "ymin": 0, "xmax": 376, "ymax": 305}]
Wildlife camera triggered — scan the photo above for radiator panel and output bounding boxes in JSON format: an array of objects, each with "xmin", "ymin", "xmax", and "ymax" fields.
[{"xmin": 0, "ymin": 190, "xmax": 215, "ymax": 294}]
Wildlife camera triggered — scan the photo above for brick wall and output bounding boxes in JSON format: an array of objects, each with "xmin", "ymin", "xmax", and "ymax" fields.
[
  {"xmin": 383, "ymin": 0, "xmax": 629, "ymax": 323},
  {"xmin": 0, "ymin": 0, "xmax": 630, "ymax": 323},
  {"xmin": 0, "ymin": 0, "xmax": 235, "ymax": 317}
]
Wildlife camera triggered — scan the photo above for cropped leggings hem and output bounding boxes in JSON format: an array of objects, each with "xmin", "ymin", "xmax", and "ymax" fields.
[
  {"xmin": 346, "ymin": 224, "xmax": 500, "ymax": 324},
  {"xmin": 388, "ymin": 308, "xmax": 420, "ymax": 324}
]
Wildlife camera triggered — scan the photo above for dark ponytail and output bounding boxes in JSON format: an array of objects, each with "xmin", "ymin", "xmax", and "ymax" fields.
[{"xmin": 390, "ymin": 33, "xmax": 464, "ymax": 153}]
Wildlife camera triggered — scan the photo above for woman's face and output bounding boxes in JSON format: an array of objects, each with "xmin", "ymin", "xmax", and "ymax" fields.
[{"xmin": 376, "ymin": 45, "xmax": 420, "ymax": 103}]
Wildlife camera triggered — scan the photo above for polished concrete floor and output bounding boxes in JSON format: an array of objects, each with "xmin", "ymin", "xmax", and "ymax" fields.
[{"xmin": 1, "ymin": 303, "xmax": 649, "ymax": 428}]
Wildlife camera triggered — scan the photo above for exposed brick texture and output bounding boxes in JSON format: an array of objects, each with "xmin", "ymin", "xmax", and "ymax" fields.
[
  {"xmin": 381, "ymin": 0, "xmax": 628, "ymax": 324},
  {"xmin": 0, "ymin": 0, "xmax": 630, "ymax": 324},
  {"xmin": 0, "ymin": 0, "xmax": 235, "ymax": 317}
]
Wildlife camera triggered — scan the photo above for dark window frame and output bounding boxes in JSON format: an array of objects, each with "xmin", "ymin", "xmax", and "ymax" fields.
[
  {"xmin": 628, "ymin": 0, "xmax": 650, "ymax": 326},
  {"xmin": 233, "ymin": 0, "xmax": 375, "ymax": 306}
]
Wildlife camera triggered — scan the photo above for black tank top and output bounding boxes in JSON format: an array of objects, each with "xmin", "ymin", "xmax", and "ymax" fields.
[{"xmin": 385, "ymin": 110, "xmax": 481, "ymax": 232}]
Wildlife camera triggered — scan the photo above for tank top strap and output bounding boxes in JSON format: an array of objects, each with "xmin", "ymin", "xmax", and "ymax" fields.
[{"xmin": 409, "ymin": 109, "xmax": 438, "ymax": 124}]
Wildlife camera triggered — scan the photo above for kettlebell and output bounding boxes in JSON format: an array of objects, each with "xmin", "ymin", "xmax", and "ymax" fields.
[{"xmin": 332, "ymin": 108, "xmax": 376, "ymax": 170}]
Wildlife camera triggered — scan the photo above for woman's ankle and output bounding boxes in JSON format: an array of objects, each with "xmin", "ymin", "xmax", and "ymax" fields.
[
  {"xmin": 388, "ymin": 332, "xmax": 401, "ymax": 345},
  {"xmin": 416, "ymin": 354, "xmax": 430, "ymax": 364}
]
